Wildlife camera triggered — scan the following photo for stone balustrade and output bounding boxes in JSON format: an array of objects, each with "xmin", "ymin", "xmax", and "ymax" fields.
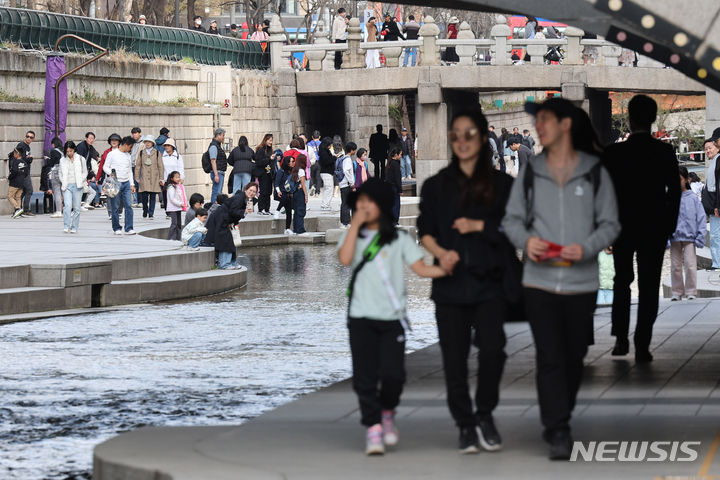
[{"xmin": 267, "ymin": 14, "xmax": 657, "ymax": 72}]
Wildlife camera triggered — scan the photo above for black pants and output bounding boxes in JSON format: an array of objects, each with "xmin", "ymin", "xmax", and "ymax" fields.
[
  {"xmin": 310, "ymin": 162, "xmax": 322, "ymax": 191},
  {"xmin": 436, "ymin": 298, "xmax": 507, "ymax": 428},
  {"xmin": 258, "ymin": 174, "xmax": 272, "ymax": 213},
  {"xmin": 278, "ymin": 195, "xmax": 292, "ymax": 230},
  {"xmin": 140, "ymin": 191, "xmax": 157, "ymax": 217},
  {"xmin": 22, "ymin": 174, "xmax": 33, "ymax": 211},
  {"xmin": 340, "ymin": 186, "xmax": 352, "ymax": 226},
  {"xmin": 525, "ymin": 288, "xmax": 596, "ymax": 435},
  {"xmin": 167, "ymin": 211, "xmax": 182, "ymax": 241},
  {"xmin": 391, "ymin": 186, "xmax": 400, "ymax": 225},
  {"xmin": 334, "ymin": 39, "xmax": 345, "ymax": 69},
  {"xmin": 372, "ymin": 157, "xmax": 386, "ymax": 180},
  {"xmin": 611, "ymin": 235, "xmax": 666, "ymax": 352},
  {"xmin": 349, "ymin": 317, "xmax": 406, "ymax": 427}
]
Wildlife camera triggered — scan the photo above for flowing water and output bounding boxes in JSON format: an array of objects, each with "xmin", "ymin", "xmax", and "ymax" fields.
[{"xmin": 0, "ymin": 245, "xmax": 439, "ymax": 480}]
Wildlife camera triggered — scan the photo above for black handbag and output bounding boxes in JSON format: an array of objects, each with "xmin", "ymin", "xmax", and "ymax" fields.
[{"xmin": 701, "ymin": 186, "xmax": 716, "ymax": 216}]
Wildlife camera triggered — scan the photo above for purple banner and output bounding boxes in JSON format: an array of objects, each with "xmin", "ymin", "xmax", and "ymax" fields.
[{"xmin": 44, "ymin": 54, "xmax": 67, "ymax": 155}]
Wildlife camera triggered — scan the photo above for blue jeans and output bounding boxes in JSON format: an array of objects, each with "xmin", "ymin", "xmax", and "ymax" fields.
[
  {"xmin": 140, "ymin": 191, "xmax": 157, "ymax": 217},
  {"xmin": 62, "ymin": 184, "xmax": 83, "ymax": 230},
  {"xmin": 210, "ymin": 171, "xmax": 226, "ymax": 204},
  {"xmin": 710, "ymin": 215, "xmax": 720, "ymax": 268},
  {"xmin": 89, "ymin": 182, "xmax": 102, "ymax": 206},
  {"xmin": 218, "ymin": 251, "xmax": 238, "ymax": 269},
  {"xmin": 188, "ymin": 231, "xmax": 205, "ymax": 248},
  {"xmin": 403, "ymin": 47, "xmax": 417, "ymax": 67},
  {"xmin": 233, "ymin": 172, "xmax": 251, "ymax": 195},
  {"xmin": 111, "ymin": 180, "xmax": 134, "ymax": 232},
  {"xmin": 400, "ymin": 155, "xmax": 412, "ymax": 178},
  {"xmin": 131, "ymin": 167, "xmax": 138, "ymax": 204},
  {"xmin": 293, "ymin": 191, "xmax": 306, "ymax": 234}
]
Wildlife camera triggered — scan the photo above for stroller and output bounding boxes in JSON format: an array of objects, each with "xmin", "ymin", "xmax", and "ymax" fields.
[{"xmin": 544, "ymin": 46, "xmax": 564, "ymax": 64}]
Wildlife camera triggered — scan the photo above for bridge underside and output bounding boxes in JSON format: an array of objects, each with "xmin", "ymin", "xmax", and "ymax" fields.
[
  {"xmin": 295, "ymin": 66, "xmax": 706, "ymax": 97},
  {"xmin": 394, "ymin": 0, "xmax": 720, "ymax": 92}
]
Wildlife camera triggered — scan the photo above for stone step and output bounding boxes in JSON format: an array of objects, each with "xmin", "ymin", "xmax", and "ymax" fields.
[
  {"xmin": 109, "ymin": 248, "xmax": 216, "ymax": 281},
  {"xmin": 239, "ymin": 233, "xmax": 326, "ymax": 247},
  {"xmin": 99, "ymin": 267, "xmax": 248, "ymax": 307},
  {"xmin": 0, "ymin": 285, "xmax": 90, "ymax": 316},
  {"xmin": 0, "ymin": 264, "xmax": 29, "ymax": 288}
]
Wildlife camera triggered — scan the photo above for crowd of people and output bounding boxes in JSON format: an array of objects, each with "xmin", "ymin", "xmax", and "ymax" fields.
[{"xmin": 337, "ymin": 94, "xmax": 720, "ymax": 461}]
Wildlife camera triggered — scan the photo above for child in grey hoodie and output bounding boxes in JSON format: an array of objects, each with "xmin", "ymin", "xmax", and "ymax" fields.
[{"xmin": 501, "ymin": 98, "xmax": 620, "ymax": 460}]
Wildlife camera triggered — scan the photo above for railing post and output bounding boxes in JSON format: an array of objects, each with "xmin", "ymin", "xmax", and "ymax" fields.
[
  {"xmin": 526, "ymin": 42, "xmax": 547, "ymax": 65},
  {"xmin": 268, "ymin": 14, "xmax": 288, "ymax": 73},
  {"xmin": 418, "ymin": 15, "xmax": 440, "ymax": 66},
  {"xmin": 306, "ymin": 20, "xmax": 329, "ymax": 71},
  {"xmin": 601, "ymin": 44, "xmax": 622, "ymax": 66},
  {"xmin": 382, "ymin": 44, "xmax": 403, "ymax": 67},
  {"xmin": 456, "ymin": 21, "xmax": 475, "ymax": 65},
  {"xmin": 490, "ymin": 15, "xmax": 511, "ymax": 66},
  {"xmin": 564, "ymin": 26, "xmax": 584, "ymax": 65},
  {"xmin": 343, "ymin": 17, "xmax": 363, "ymax": 69}
]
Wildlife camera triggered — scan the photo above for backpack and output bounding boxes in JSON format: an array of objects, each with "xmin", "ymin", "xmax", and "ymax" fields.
[
  {"xmin": 523, "ymin": 160, "xmax": 602, "ymax": 229},
  {"xmin": 334, "ymin": 155, "xmax": 347, "ymax": 183},
  {"xmin": 283, "ymin": 172, "xmax": 298, "ymax": 193},
  {"xmin": 201, "ymin": 150, "xmax": 212, "ymax": 173}
]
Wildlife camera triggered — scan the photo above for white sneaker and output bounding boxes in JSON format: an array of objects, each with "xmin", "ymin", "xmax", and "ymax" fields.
[
  {"xmin": 365, "ymin": 424, "xmax": 385, "ymax": 456},
  {"xmin": 284, "ymin": 229, "xmax": 294, "ymax": 235},
  {"xmin": 671, "ymin": 295, "xmax": 680, "ymax": 301},
  {"xmin": 688, "ymin": 295, "xmax": 697, "ymax": 300},
  {"xmin": 69, "ymin": 229, "xmax": 77, "ymax": 234},
  {"xmin": 80, "ymin": 207, "xmax": 89, "ymax": 212},
  {"xmin": 298, "ymin": 232, "xmax": 311, "ymax": 236},
  {"xmin": 273, "ymin": 211, "xmax": 280, "ymax": 220},
  {"xmin": 51, "ymin": 212, "xmax": 62, "ymax": 218},
  {"xmin": 63, "ymin": 228, "xmax": 69, "ymax": 233},
  {"xmin": 381, "ymin": 410, "xmax": 398, "ymax": 447},
  {"xmin": 125, "ymin": 230, "xmax": 136, "ymax": 235},
  {"xmin": 114, "ymin": 230, "xmax": 123, "ymax": 235}
]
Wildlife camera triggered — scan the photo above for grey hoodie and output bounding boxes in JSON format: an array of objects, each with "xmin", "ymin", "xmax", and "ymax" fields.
[{"xmin": 501, "ymin": 151, "xmax": 621, "ymax": 293}]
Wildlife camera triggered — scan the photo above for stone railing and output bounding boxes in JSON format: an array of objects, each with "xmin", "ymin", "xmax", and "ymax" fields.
[{"xmin": 267, "ymin": 14, "xmax": 658, "ymax": 72}]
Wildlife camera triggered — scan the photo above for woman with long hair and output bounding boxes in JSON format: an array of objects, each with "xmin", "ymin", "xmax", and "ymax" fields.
[
  {"xmin": 59, "ymin": 140, "xmax": 88, "ymax": 233},
  {"xmin": 254, "ymin": 134, "xmax": 276, "ymax": 215},
  {"xmin": 228, "ymin": 135, "xmax": 255, "ymax": 195},
  {"xmin": 318, "ymin": 136, "xmax": 336, "ymax": 210},
  {"xmin": 417, "ymin": 107, "xmax": 515, "ymax": 454},
  {"xmin": 274, "ymin": 155, "xmax": 295, "ymax": 234}
]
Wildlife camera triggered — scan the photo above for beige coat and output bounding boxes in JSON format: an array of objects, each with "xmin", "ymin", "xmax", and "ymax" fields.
[{"xmin": 134, "ymin": 148, "xmax": 164, "ymax": 192}]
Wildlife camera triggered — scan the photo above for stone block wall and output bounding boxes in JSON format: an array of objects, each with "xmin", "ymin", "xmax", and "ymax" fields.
[{"xmin": 345, "ymin": 95, "xmax": 389, "ymax": 148}]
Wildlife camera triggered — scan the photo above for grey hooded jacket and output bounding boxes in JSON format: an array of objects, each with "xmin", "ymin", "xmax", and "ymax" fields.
[{"xmin": 501, "ymin": 151, "xmax": 621, "ymax": 293}]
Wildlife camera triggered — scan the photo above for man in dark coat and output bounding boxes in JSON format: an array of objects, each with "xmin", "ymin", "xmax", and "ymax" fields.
[
  {"xmin": 602, "ymin": 95, "xmax": 681, "ymax": 363},
  {"xmin": 381, "ymin": 13, "xmax": 404, "ymax": 41},
  {"xmin": 369, "ymin": 124, "xmax": 389, "ymax": 180}
]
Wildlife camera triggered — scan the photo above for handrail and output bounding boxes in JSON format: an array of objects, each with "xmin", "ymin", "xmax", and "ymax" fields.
[
  {"xmin": 0, "ymin": 6, "xmax": 268, "ymax": 69},
  {"xmin": 53, "ymin": 34, "xmax": 108, "ymax": 138}
]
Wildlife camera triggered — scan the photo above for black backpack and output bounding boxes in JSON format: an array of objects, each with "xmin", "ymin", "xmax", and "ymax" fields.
[
  {"xmin": 201, "ymin": 150, "xmax": 212, "ymax": 174},
  {"xmin": 523, "ymin": 161, "xmax": 602, "ymax": 229}
]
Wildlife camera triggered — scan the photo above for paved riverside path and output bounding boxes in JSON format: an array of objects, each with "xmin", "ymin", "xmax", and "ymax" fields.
[{"xmin": 95, "ymin": 299, "xmax": 720, "ymax": 479}]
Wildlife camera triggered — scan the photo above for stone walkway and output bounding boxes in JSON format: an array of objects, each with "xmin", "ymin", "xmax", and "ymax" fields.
[{"xmin": 94, "ymin": 298, "xmax": 720, "ymax": 480}]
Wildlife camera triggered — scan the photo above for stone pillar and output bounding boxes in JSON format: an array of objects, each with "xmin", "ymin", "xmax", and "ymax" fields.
[
  {"xmin": 561, "ymin": 69, "xmax": 587, "ymax": 106},
  {"xmin": 382, "ymin": 45, "xmax": 403, "ymax": 67},
  {"xmin": 588, "ymin": 89, "xmax": 613, "ymax": 146},
  {"xmin": 268, "ymin": 15, "xmax": 289, "ymax": 73},
  {"xmin": 563, "ymin": 26, "xmax": 584, "ymax": 65},
  {"xmin": 601, "ymin": 44, "xmax": 622, "ymax": 66},
  {"xmin": 526, "ymin": 43, "xmax": 547, "ymax": 65},
  {"xmin": 490, "ymin": 15, "xmax": 511, "ymax": 66},
  {"xmin": 707, "ymin": 87, "xmax": 720, "ymax": 168},
  {"xmin": 415, "ymin": 79, "xmax": 448, "ymax": 191},
  {"xmin": 418, "ymin": 16, "xmax": 440, "ymax": 66},
  {"xmin": 343, "ymin": 17, "xmax": 364, "ymax": 69},
  {"xmin": 306, "ymin": 20, "xmax": 329, "ymax": 71},
  {"xmin": 456, "ymin": 21, "xmax": 475, "ymax": 66}
]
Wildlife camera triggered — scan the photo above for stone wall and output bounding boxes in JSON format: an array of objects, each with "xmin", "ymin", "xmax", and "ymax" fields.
[
  {"xmin": 345, "ymin": 95, "xmax": 390, "ymax": 147},
  {"xmin": 0, "ymin": 103, "xmax": 231, "ymax": 215}
]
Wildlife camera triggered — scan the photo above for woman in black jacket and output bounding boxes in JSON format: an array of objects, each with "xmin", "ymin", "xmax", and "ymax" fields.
[
  {"xmin": 318, "ymin": 137, "xmax": 336, "ymax": 211},
  {"xmin": 417, "ymin": 107, "xmax": 515, "ymax": 455},
  {"xmin": 385, "ymin": 147, "xmax": 402, "ymax": 224},
  {"xmin": 214, "ymin": 184, "xmax": 254, "ymax": 269},
  {"xmin": 253, "ymin": 134, "xmax": 276, "ymax": 215},
  {"xmin": 42, "ymin": 137, "xmax": 64, "ymax": 215},
  {"xmin": 228, "ymin": 136, "xmax": 255, "ymax": 195}
]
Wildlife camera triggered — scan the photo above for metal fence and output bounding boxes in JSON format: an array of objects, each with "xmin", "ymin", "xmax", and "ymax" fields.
[{"xmin": 0, "ymin": 6, "xmax": 269, "ymax": 69}]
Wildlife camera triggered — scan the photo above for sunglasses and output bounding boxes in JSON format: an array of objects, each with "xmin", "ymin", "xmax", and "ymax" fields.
[
  {"xmin": 448, "ymin": 128, "xmax": 479, "ymax": 143},
  {"xmin": 26, "ymin": 135, "xmax": 34, "ymax": 139}
]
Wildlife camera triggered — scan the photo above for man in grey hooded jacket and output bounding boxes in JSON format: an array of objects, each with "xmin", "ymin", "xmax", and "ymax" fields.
[{"xmin": 502, "ymin": 98, "xmax": 620, "ymax": 461}]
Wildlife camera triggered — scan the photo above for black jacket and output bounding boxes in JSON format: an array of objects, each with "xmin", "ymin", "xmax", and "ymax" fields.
[
  {"xmin": 602, "ymin": 132, "xmax": 681, "ymax": 238},
  {"xmin": 253, "ymin": 146, "xmax": 274, "ymax": 178},
  {"xmin": 191, "ymin": 25, "xmax": 206, "ymax": 33},
  {"xmin": 15, "ymin": 142, "xmax": 32, "ymax": 172},
  {"xmin": 228, "ymin": 145, "xmax": 255, "ymax": 175},
  {"xmin": 212, "ymin": 193, "xmax": 248, "ymax": 254},
  {"xmin": 381, "ymin": 21, "xmax": 404, "ymax": 41},
  {"xmin": 318, "ymin": 146, "xmax": 336, "ymax": 175},
  {"xmin": 208, "ymin": 138, "xmax": 228, "ymax": 172},
  {"xmin": 386, "ymin": 158, "xmax": 402, "ymax": 191},
  {"xmin": 417, "ymin": 165, "xmax": 514, "ymax": 304},
  {"xmin": 369, "ymin": 132, "xmax": 389, "ymax": 161},
  {"xmin": 76, "ymin": 140, "xmax": 99, "ymax": 173},
  {"xmin": 41, "ymin": 148, "xmax": 63, "ymax": 191},
  {"xmin": 8, "ymin": 156, "xmax": 27, "ymax": 188}
]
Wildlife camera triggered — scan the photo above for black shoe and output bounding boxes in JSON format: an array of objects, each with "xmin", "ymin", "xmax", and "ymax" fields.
[
  {"xmin": 635, "ymin": 350, "xmax": 654, "ymax": 363},
  {"xmin": 476, "ymin": 416, "xmax": 503, "ymax": 451},
  {"xmin": 458, "ymin": 426, "xmax": 479, "ymax": 454},
  {"xmin": 547, "ymin": 430, "xmax": 572, "ymax": 460},
  {"xmin": 611, "ymin": 337, "xmax": 629, "ymax": 356}
]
